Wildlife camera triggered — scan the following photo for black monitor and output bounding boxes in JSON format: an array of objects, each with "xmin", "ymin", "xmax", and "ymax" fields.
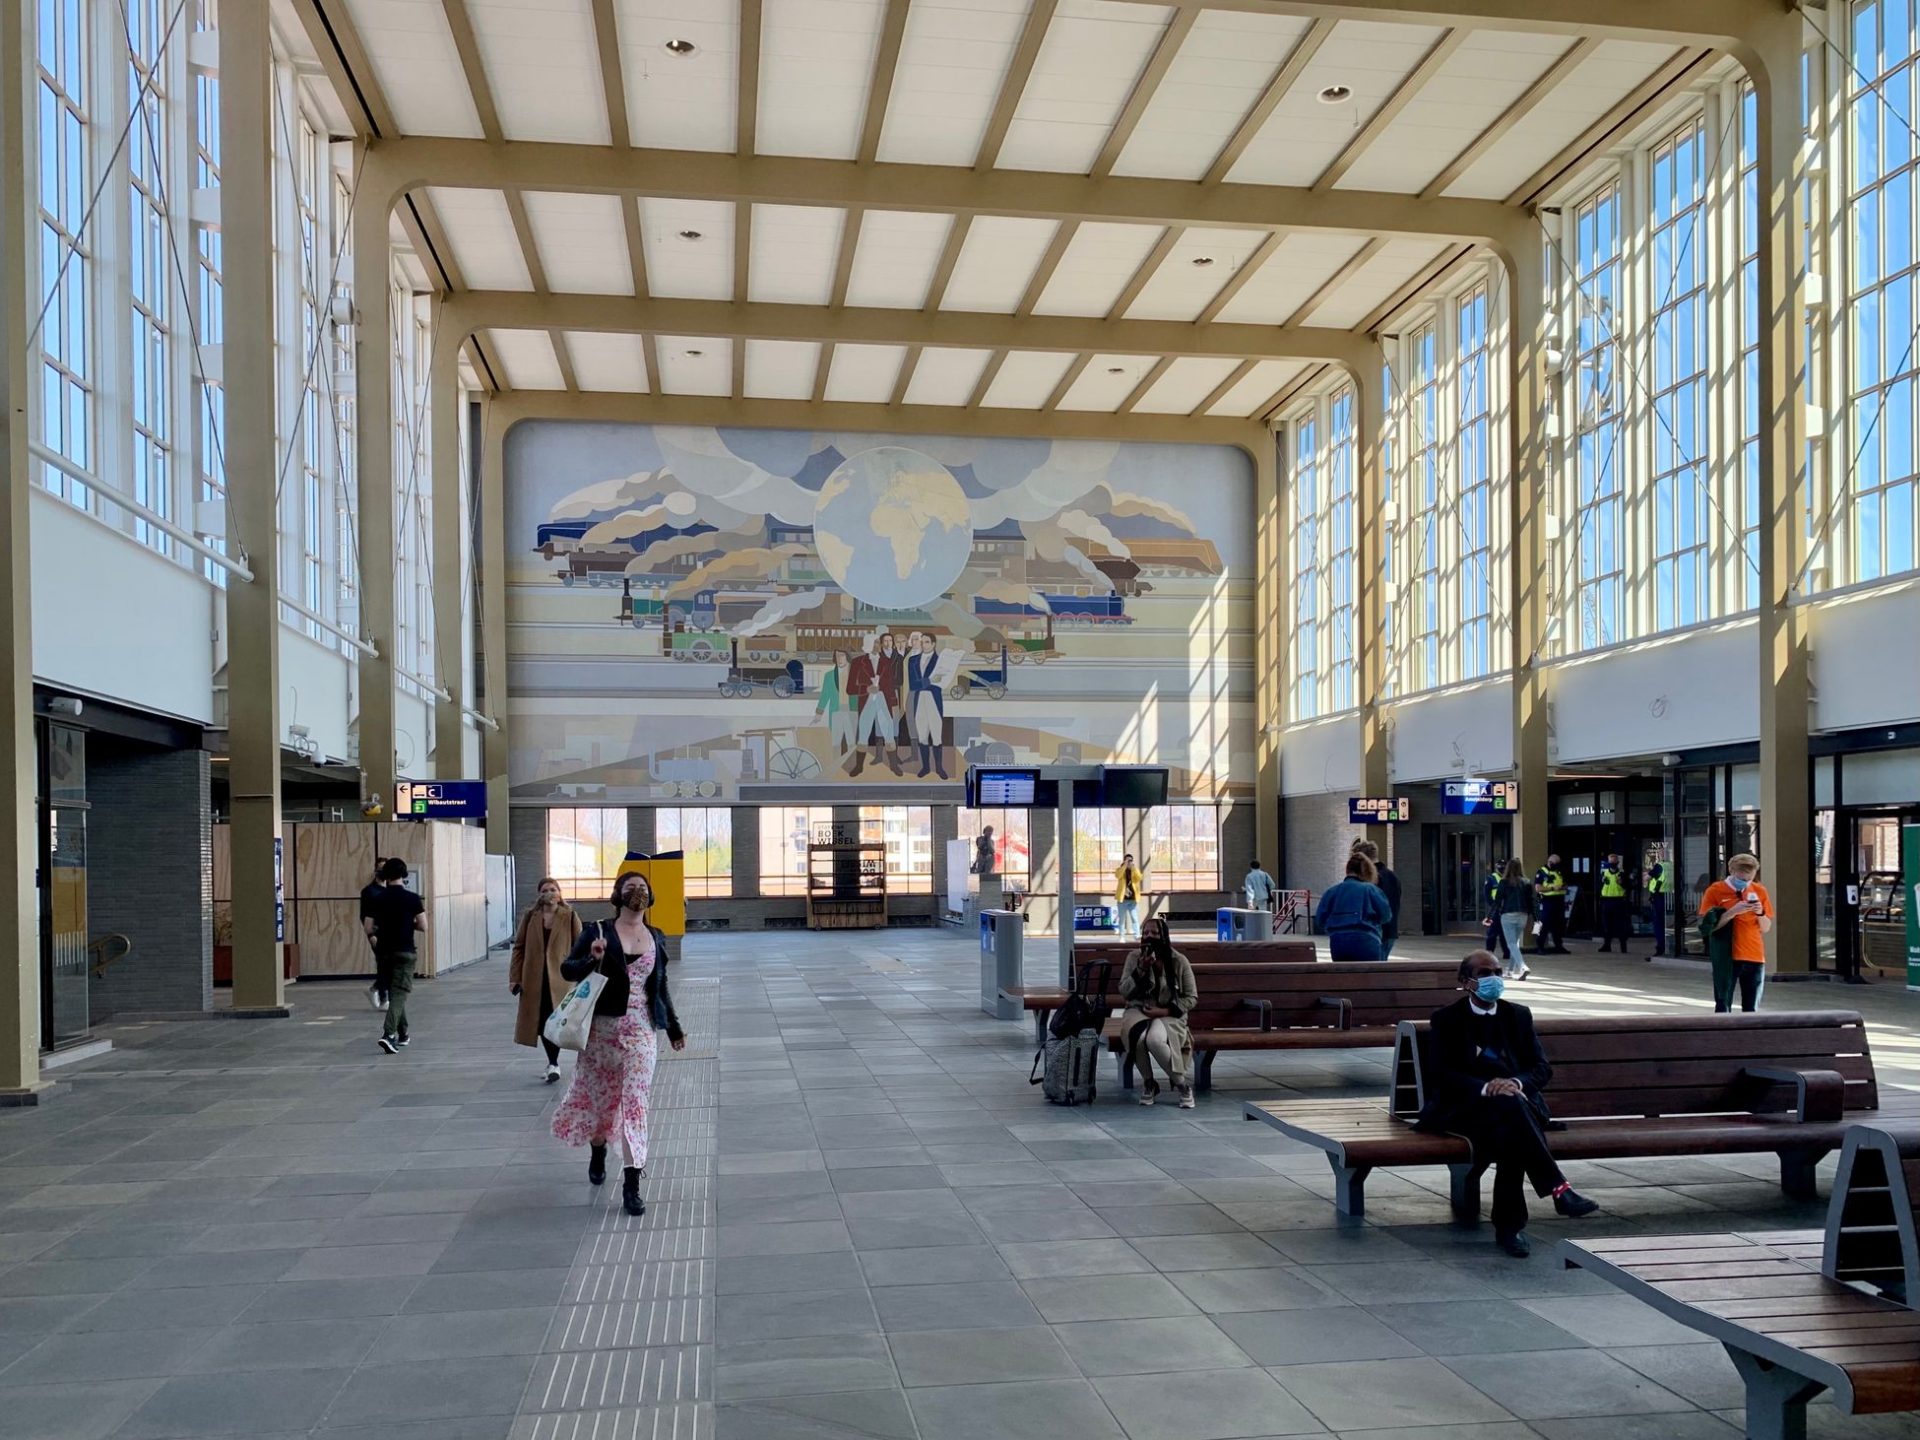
[
  {"xmin": 968, "ymin": 767, "xmax": 1041, "ymax": 807},
  {"xmin": 1100, "ymin": 766, "xmax": 1168, "ymax": 807}
]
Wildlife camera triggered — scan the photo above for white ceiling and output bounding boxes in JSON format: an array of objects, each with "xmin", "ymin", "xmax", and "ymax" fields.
[{"xmin": 333, "ymin": 0, "xmax": 1701, "ymax": 418}]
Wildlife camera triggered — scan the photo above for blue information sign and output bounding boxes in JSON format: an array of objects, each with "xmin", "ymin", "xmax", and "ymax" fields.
[
  {"xmin": 1073, "ymin": 904, "xmax": 1115, "ymax": 932},
  {"xmin": 1348, "ymin": 797, "xmax": 1411, "ymax": 824},
  {"xmin": 1441, "ymin": 779, "xmax": 1518, "ymax": 816},
  {"xmin": 396, "ymin": 779, "xmax": 488, "ymax": 820}
]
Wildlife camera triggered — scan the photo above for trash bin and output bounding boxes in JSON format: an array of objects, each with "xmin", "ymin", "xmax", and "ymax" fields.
[
  {"xmin": 979, "ymin": 908, "xmax": 1023, "ymax": 1020},
  {"xmin": 1216, "ymin": 907, "xmax": 1275, "ymax": 942}
]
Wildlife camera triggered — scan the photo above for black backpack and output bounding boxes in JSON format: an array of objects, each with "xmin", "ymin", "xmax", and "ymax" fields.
[{"xmin": 1048, "ymin": 960, "xmax": 1113, "ymax": 1041}]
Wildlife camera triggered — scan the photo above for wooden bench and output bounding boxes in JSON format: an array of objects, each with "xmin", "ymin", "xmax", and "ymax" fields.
[
  {"xmin": 1243, "ymin": 1011, "xmax": 1882, "ymax": 1217},
  {"xmin": 1100, "ymin": 960, "xmax": 1460, "ymax": 1094},
  {"xmin": 1563, "ymin": 1122, "xmax": 1920, "ymax": 1440},
  {"xmin": 1005, "ymin": 939, "xmax": 1317, "ymax": 1044}
]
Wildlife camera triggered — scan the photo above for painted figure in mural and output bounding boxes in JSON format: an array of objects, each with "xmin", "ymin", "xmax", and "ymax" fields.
[
  {"xmin": 849, "ymin": 638, "xmax": 901, "ymax": 776},
  {"xmin": 873, "ymin": 632, "xmax": 907, "ymax": 766},
  {"xmin": 907, "ymin": 632, "xmax": 948, "ymax": 779},
  {"xmin": 816, "ymin": 651, "xmax": 858, "ymax": 762}
]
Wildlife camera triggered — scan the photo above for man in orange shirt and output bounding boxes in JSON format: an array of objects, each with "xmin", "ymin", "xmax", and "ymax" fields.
[{"xmin": 1697, "ymin": 852, "xmax": 1774, "ymax": 1012}]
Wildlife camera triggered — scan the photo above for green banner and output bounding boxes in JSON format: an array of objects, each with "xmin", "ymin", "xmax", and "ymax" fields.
[{"xmin": 1905, "ymin": 826, "xmax": 1920, "ymax": 993}]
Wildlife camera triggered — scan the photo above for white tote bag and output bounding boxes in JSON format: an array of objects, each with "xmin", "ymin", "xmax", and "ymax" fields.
[{"xmin": 543, "ymin": 932, "xmax": 609, "ymax": 1052}]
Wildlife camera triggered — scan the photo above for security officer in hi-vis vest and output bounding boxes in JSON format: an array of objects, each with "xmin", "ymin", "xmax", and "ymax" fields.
[
  {"xmin": 1533, "ymin": 856, "xmax": 1570, "ymax": 954},
  {"xmin": 1646, "ymin": 860, "xmax": 1669, "ymax": 957},
  {"xmin": 1597, "ymin": 853, "xmax": 1633, "ymax": 954}
]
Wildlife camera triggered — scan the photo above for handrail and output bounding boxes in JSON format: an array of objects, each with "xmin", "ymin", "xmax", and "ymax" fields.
[
  {"xmin": 29, "ymin": 442, "xmax": 255, "ymax": 582},
  {"xmin": 87, "ymin": 933, "xmax": 133, "ymax": 979},
  {"xmin": 278, "ymin": 595, "xmax": 377, "ymax": 656}
]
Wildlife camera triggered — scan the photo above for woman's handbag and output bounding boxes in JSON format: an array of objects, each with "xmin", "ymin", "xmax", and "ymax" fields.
[{"xmin": 543, "ymin": 924, "xmax": 610, "ymax": 1052}]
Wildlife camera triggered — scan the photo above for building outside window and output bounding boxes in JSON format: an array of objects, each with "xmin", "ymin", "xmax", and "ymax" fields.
[
  {"xmin": 546, "ymin": 809, "xmax": 629, "ymax": 901},
  {"xmin": 859, "ymin": 806, "xmax": 932, "ymax": 893},
  {"xmin": 1143, "ymin": 804, "xmax": 1223, "ymax": 892},
  {"xmin": 758, "ymin": 805, "xmax": 833, "ymax": 896},
  {"xmin": 654, "ymin": 807, "xmax": 732, "ymax": 898},
  {"xmin": 36, "ymin": 0, "xmax": 94, "ymax": 509}
]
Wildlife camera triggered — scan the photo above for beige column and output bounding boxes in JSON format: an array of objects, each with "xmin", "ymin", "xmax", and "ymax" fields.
[
  {"xmin": 1353, "ymin": 361, "xmax": 1391, "ymax": 843},
  {"xmin": 1750, "ymin": 18, "xmax": 1811, "ymax": 972},
  {"xmin": 430, "ymin": 310, "xmax": 465, "ymax": 780},
  {"xmin": 1507, "ymin": 239, "xmax": 1552, "ymax": 865},
  {"xmin": 480, "ymin": 401, "xmax": 510, "ymax": 852},
  {"xmin": 353, "ymin": 177, "xmax": 396, "ymax": 810},
  {"xmin": 0, "ymin": 4, "xmax": 46, "ymax": 1094},
  {"xmin": 1251, "ymin": 433, "xmax": 1282, "ymax": 870},
  {"xmin": 221, "ymin": 2, "xmax": 287, "ymax": 1013}
]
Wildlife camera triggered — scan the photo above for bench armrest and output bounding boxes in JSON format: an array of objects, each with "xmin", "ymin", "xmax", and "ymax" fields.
[
  {"xmin": 1234, "ymin": 998, "xmax": 1273, "ymax": 1032},
  {"xmin": 1745, "ymin": 1065, "xmax": 1847, "ymax": 1124},
  {"xmin": 1314, "ymin": 996, "xmax": 1353, "ymax": 1031}
]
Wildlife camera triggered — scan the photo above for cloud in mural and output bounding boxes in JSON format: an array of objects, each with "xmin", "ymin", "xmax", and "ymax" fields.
[
  {"xmin": 654, "ymin": 428, "xmax": 820, "ymax": 524},
  {"xmin": 971, "ymin": 579, "xmax": 1052, "ymax": 612},
  {"xmin": 734, "ymin": 586, "xmax": 836, "ymax": 636},
  {"xmin": 812, "ymin": 446, "xmax": 973, "ymax": 608},
  {"xmin": 546, "ymin": 468, "xmax": 675, "ymax": 522},
  {"xmin": 580, "ymin": 504, "xmax": 674, "ymax": 545}
]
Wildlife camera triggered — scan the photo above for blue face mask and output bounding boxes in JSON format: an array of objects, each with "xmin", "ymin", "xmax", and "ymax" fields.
[
  {"xmin": 1473, "ymin": 975, "xmax": 1504, "ymax": 1004},
  {"xmin": 1728, "ymin": 875, "xmax": 1750, "ymax": 893}
]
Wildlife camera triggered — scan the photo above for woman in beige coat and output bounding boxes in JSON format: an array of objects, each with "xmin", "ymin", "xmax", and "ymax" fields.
[
  {"xmin": 1117, "ymin": 915, "xmax": 1199, "ymax": 1108},
  {"xmin": 510, "ymin": 877, "xmax": 583, "ymax": 1083}
]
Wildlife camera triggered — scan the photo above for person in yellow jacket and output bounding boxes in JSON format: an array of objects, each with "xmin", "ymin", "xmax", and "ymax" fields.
[
  {"xmin": 1113, "ymin": 852, "xmax": 1146, "ymax": 939},
  {"xmin": 1534, "ymin": 856, "xmax": 1570, "ymax": 954},
  {"xmin": 1597, "ymin": 853, "xmax": 1633, "ymax": 954}
]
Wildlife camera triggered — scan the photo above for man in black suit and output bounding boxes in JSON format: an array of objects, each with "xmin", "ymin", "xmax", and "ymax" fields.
[{"xmin": 1417, "ymin": 951, "xmax": 1599, "ymax": 1257}]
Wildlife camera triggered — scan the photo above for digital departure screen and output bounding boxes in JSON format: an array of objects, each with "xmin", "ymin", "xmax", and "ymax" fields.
[{"xmin": 972, "ymin": 768, "xmax": 1041, "ymax": 807}]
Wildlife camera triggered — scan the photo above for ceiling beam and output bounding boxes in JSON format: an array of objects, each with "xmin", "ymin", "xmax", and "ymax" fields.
[
  {"xmin": 488, "ymin": 387, "xmax": 1268, "ymax": 450},
  {"xmin": 1195, "ymin": 230, "xmax": 1286, "ymax": 324},
  {"xmin": 1016, "ymin": 221, "xmax": 1077, "ymax": 317},
  {"xmin": 978, "ymin": 0, "xmax": 1058, "ymax": 169},
  {"xmin": 922, "ymin": 215, "xmax": 972, "ymax": 313},
  {"xmin": 1203, "ymin": 18, "xmax": 1334, "ymax": 186},
  {"xmin": 455, "ymin": 292, "xmax": 1376, "ymax": 365},
  {"xmin": 1420, "ymin": 37, "xmax": 1596, "ymax": 199},
  {"xmin": 1507, "ymin": 46, "xmax": 1716, "ymax": 204},
  {"xmin": 1261, "ymin": 362, "xmax": 1330, "ymax": 422},
  {"xmin": 1191, "ymin": 357, "xmax": 1261, "ymax": 417},
  {"xmin": 1044, "ymin": 354, "xmax": 1094, "ymax": 412},
  {"xmin": 1288, "ymin": 237, "xmax": 1387, "ymax": 326},
  {"xmin": 1119, "ymin": 356, "xmax": 1176, "ymax": 413},
  {"xmin": 440, "ymin": 0, "xmax": 502, "ymax": 140},
  {"xmin": 890, "ymin": 346, "xmax": 923, "ymax": 406},
  {"xmin": 1312, "ymin": 29, "xmax": 1467, "ymax": 193},
  {"xmin": 1354, "ymin": 242, "xmax": 1477, "ymax": 334},
  {"xmin": 734, "ymin": 204, "xmax": 752, "ymax": 393},
  {"xmin": 1106, "ymin": 225, "xmax": 1185, "ymax": 320},
  {"xmin": 364, "ymin": 139, "xmax": 1530, "ymax": 249},
  {"xmin": 967, "ymin": 350, "xmax": 1011, "ymax": 409},
  {"xmin": 1091, "ymin": 9, "xmax": 1197, "ymax": 179},
  {"xmin": 590, "ymin": 0, "xmax": 630, "ymax": 148},
  {"xmin": 550, "ymin": 331, "xmax": 579, "ymax": 392},
  {"xmin": 1090, "ymin": 0, "xmax": 1762, "ymax": 48},
  {"xmin": 738, "ymin": 0, "xmax": 763, "ymax": 156},
  {"xmin": 858, "ymin": 0, "xmax": 912, "ymax": 163}
]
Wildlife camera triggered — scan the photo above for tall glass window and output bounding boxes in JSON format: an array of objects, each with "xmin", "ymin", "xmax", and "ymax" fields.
[
  {"xmin": 1287, "ymin": 412, "xmax": 1321, "ymax": 719},
  {"xmin": 1570, "ymin": 184, "xmax": 1624, "ymax": 648},
  {"xmin": 1455, "ymin": 288, "xmax": 1493, "ymax": 677},
  {"xmin": 1285, "ymin": 389, "xmax": 1358, "ymax": 721},
  {"xmin": 1846, "ymin": 0, "xmax": 1920, "ymax": 581},
  {"xmin": 546, "ymin": 810, "xmax": 629, "ymax": 899},
  {"xmin": 955, "ymin": 807, "xmax": 1031, "ymax": 886},
  {"xmin": 1405, "ymin": 322, "xmax": 1443, "ymax": 690},
  {"xmin": 36, "ymin": 0, "xmax": 94, "ymax": 507},
  {"xmin": 859, "ymin": 806, "xmax": 933, "ymax": 893},
  {"xmin": 1142, "ymin": 804, "xmax": 1222, "ymax": 891},
  {"xmin": 192, "ymin": 0, "xmax": 226, "ymax": 584},
  {"xmin": 1325, "ymin": 390, "xmax": 1357, "ymax": 710},
  {"xmin": 758, "ymin": 805, "xmax": 834, "ymax": 896},
  {"xmin": 1738, "ymin": 84, "xmax": 1762, "ymax": 610},
  {"xmin": 1649, "ymin": 118, "xmax": 1711, "ymax": 627},
  {"xmin": 128, "ymin": 0, "xmax": 173, "ymax": 553},
  {"xmin": 654, "ymin": 808, "xmax": 733, "ymax": 898}
]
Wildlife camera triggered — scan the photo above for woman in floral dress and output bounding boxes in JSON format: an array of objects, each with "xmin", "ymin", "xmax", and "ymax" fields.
[{"xmin": 552, "ymin": 872, "xmax": 685, "ymax": 1216}]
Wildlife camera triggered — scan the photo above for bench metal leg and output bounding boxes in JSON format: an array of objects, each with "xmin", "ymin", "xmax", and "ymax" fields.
[
  {"xmin": 1448, "ymin": 1162, "xmax": 1485, "ymax": 1220},
  {"xmin": 1327, "ymin": 1155, "xmax": 1371, "ymax": 1216},
  {"xmin": 1779, "ymin": 1147, "xmax": 1829, "ymax": 1201},
  {"xmin": 1195, "ymin": 1050, "xmax": 1216, "ymax": 1094},
  {"xmin": 1117, "ymin": 1051, "xmax": 1134, "ymax": 1091},
  {"xmin": 1724, "ymin": 1345, "xmax": 1826, "ymax": 1440}
]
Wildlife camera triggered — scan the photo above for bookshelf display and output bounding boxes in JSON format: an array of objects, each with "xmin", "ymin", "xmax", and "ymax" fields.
[{"xmin": 806, "ymin": 820, "xmax": 888, "ymax": 929}]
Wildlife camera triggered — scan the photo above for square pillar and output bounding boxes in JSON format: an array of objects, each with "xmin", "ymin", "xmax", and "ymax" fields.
[
  {"xmin": 730, "ymin": 805, "xmax": 760, "ymax": 899},
  {"xmin": 1507, "ymin": 238, "xmax": 1552, "ymax": 865},
  {"xmin": 430, "ymin": 306, "xmax": 466, "ymax": 780},
  {"xmin": 352, "ymin": 156, "xmax": 396, "ymax": 813},
  {"xmin": 480, "ymin": 403, "xmax": 510, "ymax": 853}
]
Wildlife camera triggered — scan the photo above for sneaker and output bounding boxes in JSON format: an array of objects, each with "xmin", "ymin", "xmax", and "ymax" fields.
[
  {"xmin": 1175, "ymin": 1084, "xmax": 1196, "ymax": 1110},
  {"xmin": 1495, "ymin": 1229, "xmax": 1531, "ymax": 1258},
  {"xmin": 1138, "ymin": 1078, "xmax": 1159, "ymax": 1107},
  {"xmin": 367, "ymin": 984, "xmax": 387, "ymax": 1012},
  {"xmin": 545, "ymin": 1064, "xmax": 561, "ymax": 1084},
  {"xmin": 1553, "ymin": 1188, "xmax": 1599, "ymax": 1219},
  {"xmin": 376, "ymin": 1036, "xmax": 397, "ymax": 1054},
  {"xmin": 395, "ymin": 1035, "xmax": 410, "ymax": 1048}
]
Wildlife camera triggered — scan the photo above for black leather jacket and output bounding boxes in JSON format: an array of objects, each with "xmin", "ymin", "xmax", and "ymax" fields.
[{"xmin": 562, "ymin": 917, "xmax": 685, "ymax": 1043}]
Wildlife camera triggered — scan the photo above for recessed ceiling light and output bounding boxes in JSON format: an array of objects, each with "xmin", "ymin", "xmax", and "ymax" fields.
[
  {"xmin": 686, "ymin": 348, "xmax": 704, "ymax": 358},
  {"xmin": 663, "ymin": 38, "xmax": 697, "ymax": 57},
  {"xmin": 1316, "ymin": 84, "xmax": 1353, "ymax": 106},
  {"xmin": 1106, "ymin": 367, "xmax": 1126, "ymax": 375},
  {"xmin": 677, "ymin": 229, "xmax": 703, "ymax": 241},
  {"xmin": 1191, "ymin": 256, "xmax": 1215, "ymax": 267}
]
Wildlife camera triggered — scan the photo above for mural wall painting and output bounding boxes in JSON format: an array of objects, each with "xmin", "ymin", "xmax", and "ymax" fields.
[{"xmin": 504, "ymin": 424, "xmax": 1255, "ymax": 804}]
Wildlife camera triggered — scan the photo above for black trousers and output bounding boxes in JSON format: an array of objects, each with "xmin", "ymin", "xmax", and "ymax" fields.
[
  {"xmin": 1538, "ymin": 896, "xmax": 1566, "ymax": 950},
  {"xmin": 1714, "ymin": 961, "xmax": 1764, "ymax": 1013},
  {"xmin": 538, "ymin": 969, "xmax": 559, "ymax": 1065},
  {"xmin": 1649, "ymin": 895, "xmax": 1667, "ymax": 953},
  {"xmin": 1449, "ymin": 1093, "xmax": 1566, "ymax": 1234},
  {"xmin": 1599, "ymin": 897, "xmax": 1630, "ymax": 948}
]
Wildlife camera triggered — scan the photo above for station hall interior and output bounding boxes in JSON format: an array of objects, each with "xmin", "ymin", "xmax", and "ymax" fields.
[{"xmin": 4, "ymin": 0, "xmax": 1920, "ymax": 1437}]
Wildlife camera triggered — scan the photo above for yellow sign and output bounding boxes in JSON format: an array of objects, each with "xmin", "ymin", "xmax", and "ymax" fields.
[{"xmin": 616, "ymin": 851, "xmax": 687, "ymax": 936}]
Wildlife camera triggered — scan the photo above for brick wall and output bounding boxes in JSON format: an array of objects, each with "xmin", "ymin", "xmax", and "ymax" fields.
[
  {"xmin": 88, "ymin": 744, "xmax": 212, "ymax": 1019},
  {"xmin": 509, "ymin": 805, "xmax": 546, "ymax": 918}
]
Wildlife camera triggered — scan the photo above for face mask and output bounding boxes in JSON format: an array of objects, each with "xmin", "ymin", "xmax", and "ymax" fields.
[
  {"xmin": 1473, "ymin": 975, "xmax": 1504, "ymax": 1004},
  {"xmin": 1728, "ymin": 875, "xmax": 1750, "ymax": 893}
]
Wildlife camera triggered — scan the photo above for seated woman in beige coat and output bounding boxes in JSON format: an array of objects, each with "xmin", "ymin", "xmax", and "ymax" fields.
[
  {"xmin": 510, "ymin": 877, "xmax": 583, "ymax": 1083},
  {"xmin": 1117, "ymin": 915, "xmax": 1199, "ymax": 1108}
]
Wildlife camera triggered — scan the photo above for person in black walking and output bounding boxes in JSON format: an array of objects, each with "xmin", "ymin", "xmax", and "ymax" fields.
[
  {"xmin": 362, "ymin": 858, "xmax": 426, "ymax": 1054},
  {"xmin": 360, "ymin": 857, "xmax": 389, "ymax": 1011},
  {"xmin": 1415, "ymin": 951, "xmax": 1598, "ymax": 1257}
]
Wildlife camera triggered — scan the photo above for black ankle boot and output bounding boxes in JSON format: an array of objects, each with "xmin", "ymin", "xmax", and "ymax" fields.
[
  {"xmin": 588, "ymin": 1143, "xmax": 606, "ymax": 1185},
  {"xmin": 622, "ymin": 1166, "xmax": 645, "ymax": 1217}
]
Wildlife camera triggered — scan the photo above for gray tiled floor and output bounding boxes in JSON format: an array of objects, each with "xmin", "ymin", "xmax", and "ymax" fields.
[{"xmin": 3, "ymin": 927, "xmax": 1914, "ymax": 1438}]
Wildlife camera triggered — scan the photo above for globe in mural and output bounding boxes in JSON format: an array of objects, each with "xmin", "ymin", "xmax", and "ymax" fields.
[{"xmin": 812, "ymin": 446, "xmax": 973, "ymax": 608}]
